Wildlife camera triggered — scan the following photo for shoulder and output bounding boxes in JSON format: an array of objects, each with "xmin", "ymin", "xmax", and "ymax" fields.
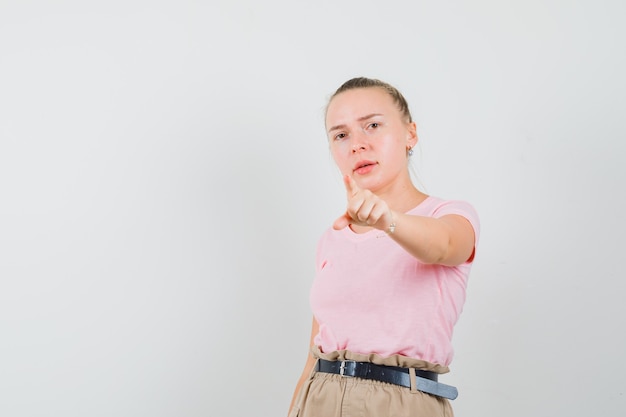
[
  {"xmin": 412, "ymin": 196, "xmax": 480, "ymax": 238},
  {"xmin": 411, "ymin": 196, "xmax": 476, "ymax": 216},
  {"xmin": 315, "ymin": 226, "xmax": 343, "ymax": 251}
]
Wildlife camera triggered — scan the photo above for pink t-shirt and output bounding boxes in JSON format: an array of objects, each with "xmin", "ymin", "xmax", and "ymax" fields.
[{"xmin": 309, "ymin": 196, "xmax": 480, "ymax": 366}]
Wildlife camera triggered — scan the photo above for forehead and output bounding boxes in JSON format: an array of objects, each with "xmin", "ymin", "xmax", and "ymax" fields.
[{"xmin": 326, "ymin": 87, "xmax": 397, "ymax": 124}]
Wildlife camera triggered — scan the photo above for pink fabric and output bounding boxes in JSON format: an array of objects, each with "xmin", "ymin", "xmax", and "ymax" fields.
[{"xmin": 310, "ymin": 196, "xmax": 480, "ymax": 366}]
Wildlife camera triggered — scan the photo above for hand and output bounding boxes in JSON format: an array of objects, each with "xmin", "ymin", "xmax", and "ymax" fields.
[{"xmin": 333, "ymin": 175, "xmax": 394, "ymax": 231}]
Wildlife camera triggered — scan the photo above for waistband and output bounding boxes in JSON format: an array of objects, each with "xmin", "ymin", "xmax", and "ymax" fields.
[{"xmin": 315, "ymin": 359, "xmax": 458, "ymax": 400}]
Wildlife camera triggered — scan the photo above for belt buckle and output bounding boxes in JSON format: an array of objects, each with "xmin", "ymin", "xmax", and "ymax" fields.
[{"xmin": 339, "ymin": 360, "xmax": 356, "ymax": 377}]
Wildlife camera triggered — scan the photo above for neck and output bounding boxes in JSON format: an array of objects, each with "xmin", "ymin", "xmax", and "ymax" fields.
[{"xmin": 376, "ymin": 179, "xmax": 427, "ymax": 213}]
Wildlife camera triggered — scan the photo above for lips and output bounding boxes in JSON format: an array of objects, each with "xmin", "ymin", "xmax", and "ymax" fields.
[{"xmin": 353, "ymin": 160, "xmax": 377, "ymax": 175}]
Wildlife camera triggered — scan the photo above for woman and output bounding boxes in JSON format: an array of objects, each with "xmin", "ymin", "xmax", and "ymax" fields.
[{"xmin": 289, "ymin": 77, "xmax": 479, "ymax": 417}]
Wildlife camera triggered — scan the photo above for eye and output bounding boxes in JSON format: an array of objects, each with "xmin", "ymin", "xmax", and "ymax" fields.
[
  {"xmin": 368, "ymin": 122, "xmax": 380, "ymax": 129},
  {"xmin": 334, "ymin": 132, "xmax": 347, "ymax": 141}
]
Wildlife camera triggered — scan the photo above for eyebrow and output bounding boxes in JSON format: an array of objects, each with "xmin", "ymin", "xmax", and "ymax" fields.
[{"xmin": 327, "ymin": 113, "xmax": 384, "ymax": 133}]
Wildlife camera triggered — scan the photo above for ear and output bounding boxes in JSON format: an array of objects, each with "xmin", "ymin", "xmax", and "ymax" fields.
[{"xmin": 406, "ymin": 121, "xmax": 418, "ymax": 148}]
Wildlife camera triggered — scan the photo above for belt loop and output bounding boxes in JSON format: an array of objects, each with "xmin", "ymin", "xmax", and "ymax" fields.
[{"xmin": 408, "ymin": 368, "xmax": 419, "ymax": 394}]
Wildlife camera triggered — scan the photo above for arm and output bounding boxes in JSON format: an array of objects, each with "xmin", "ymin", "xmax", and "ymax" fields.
[
  {"xmin": 288, "ymin": 317, "xmax": 319, "ymax": 415},
  {"xmin": 385, "ymin": 211, "xmax": 475, "ymax": 266},
  {"xmin": 333, "ymin": 175, "xmax": 475, "ymax": 266}
]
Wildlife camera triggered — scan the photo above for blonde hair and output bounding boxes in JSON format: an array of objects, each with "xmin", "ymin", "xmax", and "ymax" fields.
[{"xmin": 327, "ymin": 77, "xmax": 413, "ymax": 123}]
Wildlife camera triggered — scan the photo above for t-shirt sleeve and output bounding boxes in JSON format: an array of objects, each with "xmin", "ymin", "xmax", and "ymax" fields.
[{"xmin": 432, "ymin": 200, "xmax": 480, "ymax": 246}]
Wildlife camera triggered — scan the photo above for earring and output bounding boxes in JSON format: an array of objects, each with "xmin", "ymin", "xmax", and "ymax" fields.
[{"xmin": 408, "ymin": 147, "xmax": 414, "ymax": 157}]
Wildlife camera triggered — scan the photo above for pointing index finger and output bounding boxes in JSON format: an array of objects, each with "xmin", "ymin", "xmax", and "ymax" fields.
[{"xmin": 343, "ymin": 174, "xmax": 359, "ymax": 197}]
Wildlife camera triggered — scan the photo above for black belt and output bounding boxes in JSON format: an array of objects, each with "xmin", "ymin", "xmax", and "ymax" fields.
[{"xmin": 315, "ymin": 359, "xmax": 458, "ymax": 400}]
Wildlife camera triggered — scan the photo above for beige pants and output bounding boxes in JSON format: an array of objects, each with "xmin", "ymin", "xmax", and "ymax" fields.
[{"xmin": 290, "ymin": 348, "xmax": 454, "ymax": 417}]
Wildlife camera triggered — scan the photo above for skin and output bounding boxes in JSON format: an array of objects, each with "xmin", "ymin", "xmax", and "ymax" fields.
[{"xmin": 288, "ymin": 87, "xmax": 476, "ymax": 415}]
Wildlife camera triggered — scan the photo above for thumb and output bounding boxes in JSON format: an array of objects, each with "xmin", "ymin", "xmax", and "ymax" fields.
[{"xmin": 333, "ymin": 212, "xmax": 351, "ymax": 230}]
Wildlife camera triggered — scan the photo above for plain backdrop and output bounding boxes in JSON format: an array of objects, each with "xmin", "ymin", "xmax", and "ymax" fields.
[{"xmin": 1, "ymin": 1, "xmax": 625, "ymax": 416}]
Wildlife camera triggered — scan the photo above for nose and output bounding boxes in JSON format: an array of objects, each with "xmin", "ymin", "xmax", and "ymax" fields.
[{"xmin": 351, "ymin": 132, "xmax": 368, "ymax": 153}]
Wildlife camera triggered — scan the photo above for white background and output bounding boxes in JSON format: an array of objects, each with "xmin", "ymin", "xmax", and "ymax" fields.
[{"xmin": 1, "ymin": 1, "xmax": 624, "ymax": 416}]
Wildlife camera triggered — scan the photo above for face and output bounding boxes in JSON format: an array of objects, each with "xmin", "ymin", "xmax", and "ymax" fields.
[{"xmin": 325, "ymin": 87, "xmax": 417, "ymax": 192}]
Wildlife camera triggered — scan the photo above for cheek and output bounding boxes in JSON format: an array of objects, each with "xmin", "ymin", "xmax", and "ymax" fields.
[
  {"xmin": 329, "ymin": 148, "xmax": 342, "ymax": 165},
  {"xmin": 329, "ymin": 146, "xmax": 349, "ymax": 170},
  {"xmin": 329, "ymin": 142, "xmax": 343, "ymax": 157}
]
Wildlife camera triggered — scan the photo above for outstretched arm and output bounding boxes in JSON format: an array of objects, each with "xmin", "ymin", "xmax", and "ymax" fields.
[{"xmin": 333, "ymin": 175, "xmax": 475, "ymax": 266}]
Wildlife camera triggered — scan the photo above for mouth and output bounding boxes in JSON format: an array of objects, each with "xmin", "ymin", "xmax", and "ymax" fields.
[{"xmin": 353, "ymin": 160, "xmax": 377, "ymax": 174}]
